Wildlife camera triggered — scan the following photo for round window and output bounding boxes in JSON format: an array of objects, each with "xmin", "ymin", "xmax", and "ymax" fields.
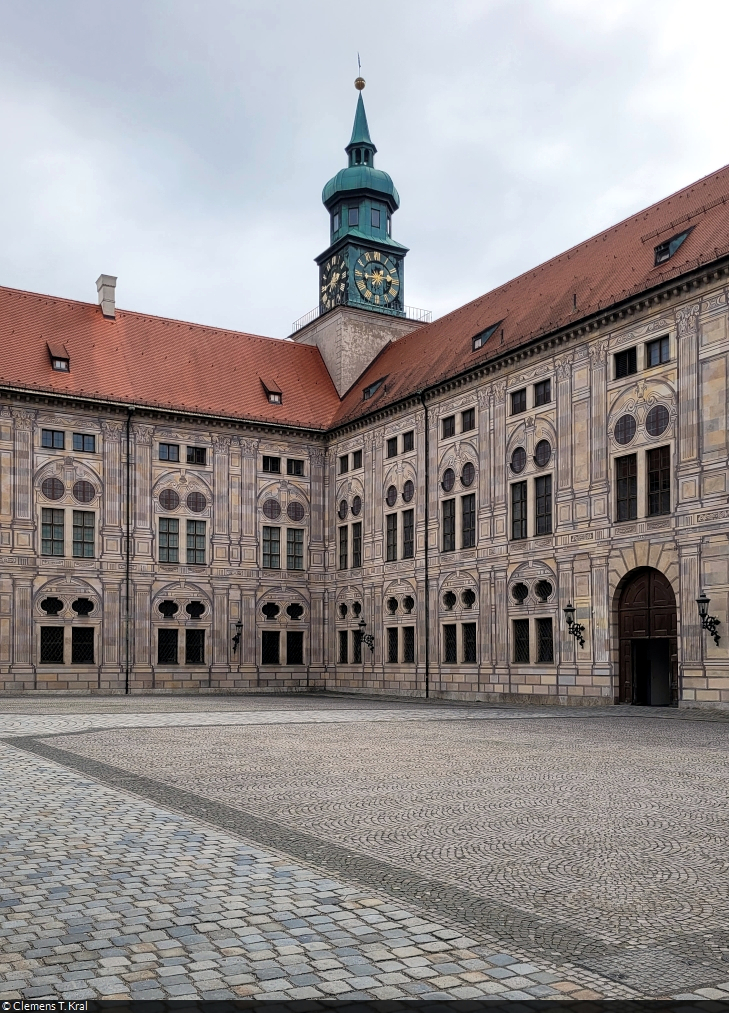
[
  {"xmin": 73, "ymin": 480, "xmax": 96, "ymax": 503},
  {"xmin": 287, "ymin": 501, "xmax": 305, "ymax": 522},
  {"xmin": 462, "ymin": 589, "xmax": 476, "ymax": 608},
  {"xmin": 386, "ymin": 597, "xmax": 398, "ymax": 615},
  {"xmin": 386, "ymin": 485, "xmax": 397, "ymax": 507},
  {"xmin": 402, "ymin": 480, "xmax": 414, "ymax": 503},
  {"xmin": 351, "ymin": 495, "xmax": 362, "ymax": 516},
  {"xmin": 41, "ymin": 477, "xmax": 64, "ymax": 500},
  {"xmin": 338, "ymin": 500, "xmax": 348, "ymax": 520},
  {"xmin": 187, "ymin": 491, "xmax": 207, "ymax": 512},
  {"xmin": 534, "ymin": 440, "xmax": 552, "ymax": 467},
  {"xmin": 646, "ymin": 404, "xmax": 669, "ymax": 437},
  {"xmin": 402, "ymin": 595, "xmax": 414, "ymax": 613},
  {"xmin": 339, "ymin": 603, "xmax": 348, "ymax": 618},
  {"xmin": 262, "ymin": 498, "xmax": 280, "ymax": 519},
  {"xmin": 159, "ymin": 489, "xmax": 180, "ymax": 511},
  {"xmin": 441, "ymin": 468, "xmax": 455, "ymax": 492},
  {"xmin": 511, "ymin": 447, "xmax": 526, "ymax": 474},
  {"xmin": 511, "ymin": 582, "xmax": 529, "ymax": 604},
  {"xmin": 443, "ymin": 591, "xmax": 456, "ymax": 610},
  {"xmin": 352, "ymin": 601, "xmax": 362, "ymax": 616},
  {"xmin": 535, "ymin": 580, "xmax": 553, "ymax": 602},
  {"xmin": 614, "ymin": 415, "xmax": 636, "ymax": 445},
  {"xmin": 461, "ymin": 462, "xmax": 475, "ymax": 487}
]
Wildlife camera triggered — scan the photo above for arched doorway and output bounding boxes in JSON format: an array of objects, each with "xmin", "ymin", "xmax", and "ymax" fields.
[{"xmin": 618, "ymin": 568, "xmax": 677, "ymax": 705}]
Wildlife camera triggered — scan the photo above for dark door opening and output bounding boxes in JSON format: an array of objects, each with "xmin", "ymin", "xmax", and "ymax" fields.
[
  {"xmin": 632, "ymin": 638, "xmax": 670, "ymax": 706},
  {"xmin": 618, "ymin": 567, "xmax": 677, "ymax": 705}
]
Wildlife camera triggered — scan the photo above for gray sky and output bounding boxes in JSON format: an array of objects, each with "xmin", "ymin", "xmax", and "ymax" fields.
[{"xmin": 1, "ymin": 0, "xmax": 727, "ymax": 339}]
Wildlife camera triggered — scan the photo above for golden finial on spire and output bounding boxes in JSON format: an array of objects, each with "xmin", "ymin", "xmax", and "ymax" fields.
[{"xmin": 355, "ymin": 76, "xmax": 365, "ymax": 91}]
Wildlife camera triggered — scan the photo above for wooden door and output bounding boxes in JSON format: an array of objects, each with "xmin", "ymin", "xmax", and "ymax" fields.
[{"xmin": 618, "ymin": 568, "xmax": 677, "ymax": 704}]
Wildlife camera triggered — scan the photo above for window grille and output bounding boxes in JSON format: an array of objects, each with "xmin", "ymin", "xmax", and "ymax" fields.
[
  {"xmin": 263, "ymin": 499, "xmax": 281, "ymax": 519},
  {"xmin": 186, "ymin": 492, "xmax": 206, "ymax": 512},
  {"xmin": 159, "ymin": 518, "xmax": 179, "ymax": 563},
  {"xmin": 287, "ymin": 630, "xmax": 304, "ymax": 665},
  {"xmin": 511, "ymin": 388, "xmax": 526, "ymax": 415},
  {"xmin": 41, "ymin": 477, "xmax": 64, "ymax": 500},
  {"xmin": 40, "ymin": 627, "xmax": 64, "ymax": 664},
  {"xmin": 461, "ymin": 494, "xmax": 476, "ymax": 548},
  {"xmin": 462, "ymin": 589, "xmax": 476, "ymax": 608},
  {"xmin": 461, "ymin": 408, "xmax": 475, "ymax": 432},
  {"xmin": 71, "ymin": 481, "xmax": 95, "ymax": 505},
  {"xmin": 185, "ymin": 629, "xmax": 205, "ymax": 665},
  {"xmin": 387, "ymin": 627, "xmax": 398, "ymax": 663},
  {"xmin": 72, "ymin": 433, "xmax": 96, "ymax": 453},
  {"xmin": 42, "ymin": 429, "xmax": 65, "ymax": 450},
  {"xmin": 463, "ymin": 622, "xmax": 477, "ymax": 664},
  {"xmin": 262, "ymin": 526, "xmax": 280, "ymax": 569},
  {"xmin": 42, "ymin": 508, "xmax": 64, "ymax": 556},
  {"xmin": 262, "ymin": 630, "xmax": 280, "ymax": 665},
  {"xmin": 442, "ymin": 499, "xmax": 455, "ymax": 552},
  {"xmin": 352, "ymin": 628, "xmax": 363, "ymax": 664},
  {"xmin": 537, "ymin": 617, "xmax": 554, "ymax": 663},
  {"xmin": 647, "ymin": 446, "xmax": 670, "ymax": 515},
  {"xmin": 511, "ymin": 482, "xmax": 527, "ymax": 540},
  {"xmin": 614, "ymin": 348, "xmax": 637, "ymax": 379},
  {"xmin": 614, "ymin": 415, "xmax": 636, "ymax": 445},
  {"xmin": 352, "ymin": 522, "xmax": 362, "ymax": 568},
  {"xmin": 512, "ymin": 583, "xmax": 529, "ymax": 604},
  {"xmin": 646, "ymin": 404, "xmax": 669, "ymax": 437},
  {"xmin": 442, "ymin": 415, "xmax": 455, "ymax": 438},
  {"xmin": 402, "ymin": 509, "xmax": 414, "ymax": 559},
  {"xmin": 403, "ymin": 626, "xmax": 415, "ymax": 664},
  {"xmin": 338, "ymin": 629, "xmax": 348, "ymax": 664},
  {"xmin": 186, "ymin": 447, "xmax": 207, "ymax": 466},
  {"xmin": 287, "ymin": 528, "xmax": 304, "ymax": 570},
  {"xmin": 158, "ymin": 628, "xmax": 178, "ymax": 665},
  {"xmin": 513, "ymin": 619, "xmax": 530, "ymax": 663},
  {"xmin": 186, "ymin": 519, "xmax": 206, "ymax": 564},
  {"xmin": 443, "ymin": 624, "xmax": 457, "ymax": 663},
  {"xmin": 339, "ymin": 525, "xmax": 348, "ymax": 570},
  {"xmin": 535, "ymin": 580, "xmax": 553, "ymax": 602},
  {"xmin": 386, "ymin": 513, "xmax": 398, "ymax": 561},
  {"xmin": 159, "ymin": 489, "xmax": 180, "ymax": 510},
  {"xmin": 443, "ymin": 591, "xmax": 456, "ymax": 609},
  {"xmin": 69, "ymin": 627, "xmax": 94, "ymax": 664},
  {"xmin": 534, "ymin": 379, "xmax": 551, "ymax": 405},
  {"xmin": 287, "ymin": 501, "xmax": 305, "ymax": 522},
  {"xmin": 159, "ymin": 443, "xmax": 179, "ymax": 461},
  {"xmin": 535, "ymin": 475, "xmax": 552, "ymax": 535},
  {"xmin": 402, "ymin": 431, "xmax": 414, "ymax": 452},
  {"xmin": 616, "ymin": 454, "xmax": 637, "ymax": 521}
]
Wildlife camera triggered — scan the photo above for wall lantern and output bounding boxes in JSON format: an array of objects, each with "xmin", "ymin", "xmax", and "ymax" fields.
[
  {"xmin": 696, "ymin": 590, "xmax": 721, "ymax": 646},
  {"xmin": 563, "ymin": 601, "xmax": 586, "ymax": 649},
  {"xmin": 357, "ymin": 618, "xmax": 375, "ymax": 654},
  {"xmin": 231, "ymin": 619, "xmax": 243, "ymax": 653}
]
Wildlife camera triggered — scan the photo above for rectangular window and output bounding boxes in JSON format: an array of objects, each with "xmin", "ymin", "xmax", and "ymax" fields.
[
  {"xmin": 286, "ymin": 528, "xmax": 304, "ymax": 570},
  {"xmin": 403, "ymin": 626, "xmax": 415, "ymax": 664},
  {"xmin": 72, "ymin": 627, "xmax": 94, "ymax": 664},
  {"xmin": 461, "ymin": 407, "xmax": 475, "ymax": 432},
  {"xmin": 442, "ymin": 498, "xmax": 456, "ymax": 552},
  {"xmin": 387, "ymin": 627, "xmax": 398, "ymax": 664},
  {"xmin": 287, "ymin": 630, "xmax": 304, "ymax": 665},
  {"xmin": 535, "ymin": 475, "xmax": 552, "ymax": 535},
  {"xmin": 386, "ymin": 436, "xmax": 398, "ymax": 458},
  {"xmin": 511, "ymin": 482, "xmax": 527, "ymax": 540},
  {"xmin": 461, "ymin": 494, "xmax": 476, "ymax": 548},
  {"xmin": 534, "ymin": 379, "xmax": 551, "ymax": 406},
  {"xmin": 41, "ymin": 429, "xmax": 64, "ymax": 450},
  {"xmin": 352, "ymin": 522, "xmax": 362, "ymax": 568},
  {"xmin": 263, "ymin": 526, "xmax": 280, "ymax": 569},
  {"xmin": 159, "ymin": 518, "xmax": 179, "ymax": 563},
  {"xmin": 262, "ymin": 455, "xmax": 281, "ymax": 473},
  {"xmin": 186, "ymin": 519, "xmax": 206, "ymax": 564},
  {"xmin": 158, "ymin": 628, "xmax": 178, "ymax": 665},
  {"xmin": 72, "ymin": 433, "xmax": 96, "ymax": 453},
  {"xmin": 402, "ymin": 430, "xmax": 414, "ymax": 452},
  {"xmin": 615, "ymin": 347, "xmax": 637, "ymax": 379},
  {"xmin": 339, "ymin": 629, "xmax": 349, "ymax": 664},
  {"xmin": 646, "ymin": 336, "xmax": 670, "ymax": 367},
  {"xmin": 186, "ymin": 446, "xmax": 207, "ymax": 466},
  {"xmin": 443, "ymin": 624, "xmax": 457, "ymax": 663},
  {"xmin": 339, "ymin": 454, "xmax": 349, "ymax": 474},
  {"xmin": 41, "ymin": 508, "xmax": 64, "ymax": 556},
  {"xmin": 262, "ymin": 630, "xmax": 280, "ymax": 665},
  {"xmin": 159, "ymin": 443, "xmax": 179, "ymax": 462},
  {"xmin": 537, "ymin": 618, "xmax": 554, "ymax": 663},
  {"xmin": 511, "ymin": 388, "xmax": 527, "ymax": 415},
  {"xmin": 371, "ymin": 207, "xmax": 381, "ymax": 229},
  {"xmin": 352, "ymin": 449, "xmax": 362, "ymax": 469},
  {"xmin": 286, "ymin": 458, "xmax": 304, "ymax": 476},
  {"xmin": 348, "ymin": 206, "xmax": 359, "ymax": 227},
  {"xmin": 40, "ymin": 627, "xmax": 64, "ymax": 664},
  {"xmin": 616, "ymin": 454, "xmax": 637, "ymax": 521},
  {"xmin": 647, "ymin": 446, "xmax": 671, "ymax": 516},
  {"xmin": 185, "ymin": 629, "xmax": 205, "ymax": 665},
  {"xmin": 386, "ymin": 513, "xmax": 398, "ymax": 562},
  {"xmin": 72, "ymin": 511, "xmax": 95, "ymax": 558},
  {"xmin": 442, "ymin": 415, "xmax": 455, "ymax": 439},
  {"xmin": 513, "ymin": 619, "xmax": 530, "ymax": 663},
  {"xmin": 402, "ymin": 509, "xmax": 414, "ymax": 559},
  {"xmin": 463, "ymin": 622, "xmax": 477, "ymax": 664},
  {"xmin": 353, "ymin": 628, "xmax": 363, "ymax": 664},
  {"xmin": 332, "ymin": 211, "xmax": 339, "ymax": 233},
  {"xmin": 339, "ymin": 525, "xmax": 348, "ymax": 570}
]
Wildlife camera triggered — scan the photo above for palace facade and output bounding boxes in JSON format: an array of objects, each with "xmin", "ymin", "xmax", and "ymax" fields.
[{"xmin": 1, "ymin": 85, "xmax": 728, "ymax": 706}]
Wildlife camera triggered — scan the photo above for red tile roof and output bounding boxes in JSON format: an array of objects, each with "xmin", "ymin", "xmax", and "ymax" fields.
[{"xmin": 0, "ymin": 288, "xmax": 341, "ymax": 430}]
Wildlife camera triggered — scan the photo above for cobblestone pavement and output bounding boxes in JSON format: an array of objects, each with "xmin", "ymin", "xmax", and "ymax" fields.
[{"xmin": 2, "ymin": 696, "xmax": 729, "ymax": 1001}]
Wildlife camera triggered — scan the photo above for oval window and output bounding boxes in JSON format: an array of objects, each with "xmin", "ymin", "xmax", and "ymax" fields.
[
  {"xmin": 461, "ymin": 462, "xmax": 475, "ymax": 487},
  {"xmin": 287, "ymin": 501, "xmax": 305, "ymax": 522},
  {"xmin": 441, "ymin": 468, "xmax": 455, "ymax": 492},
  {"xmin": 338, "ymin": 499, "xmax": 348, "ymax": 520},
  {"xmin": 511, "ymin": 448, "xmax": 526, "ymax": 474},
  {"xmin": 262, "ymin": 498, "xmax": 281, "ymax": 519},
  {"xmin": 73, "ymin": 480, "xmax": 96, "ymax": 503},
  {"xmin": 187, "ymin": 491, "xmax": 207, "ymax": 512},
  {"xmin": 402, "ymin": 480, "xmax": 414, "ymax": 502},
  {"xmin": 386, "ymin": 485, "xmax": 397, "ymax": 507},
  {"xmin": 159, "ymin": 489, "xmax": 180, "ymax": 511},
  {"xmin": 614, "ymin": 415, "xmax": 636, "ymax": 445},
  {"xmin": 534, "ymin": 440, "xmax": 552, "ymax": 467},
  {"xmin": 351, "ymin": 495, "xmax": 362, "ymax": 516},
  {"xmin": 646, "ymin": 404, "xmax": 669, "ymax": 437},
  {"xmin": 41, "ymin": 477, "xmax": 64, "ymax": 500}
]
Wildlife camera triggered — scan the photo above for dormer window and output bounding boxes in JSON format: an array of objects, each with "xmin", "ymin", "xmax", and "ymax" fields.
[
  {"xmin": 52, "ymin": 359, "xmax": 69, "ymax": 372},
  {"xmin": 47, "ymin": 341, "xmax": 69, "ymax": 372},
  {"xmin": 268, "ymin": 393, "xmax": 282, "ymax": 404},
  {"xmin": 654, "ymin": 228, "xmax": 693, "ymax": 266},
  {"xmin": 363, "ymin": 377, "xmax": 386, "ymax": 400},
  {"xmin": 472, "ymin": 321, "xmax": 501, "ymax": 352},
  {"xmin": 260, "ymin": 377, "xmax": 282, "ymax": 405}
]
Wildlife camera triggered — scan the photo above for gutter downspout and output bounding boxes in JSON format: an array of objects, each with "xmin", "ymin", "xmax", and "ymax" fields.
[
  {"xmin": 124, "ymin": 408, "xmax": 134, "ymax": 695},
  {"xmin": 420, "ymin": 392, "xmax": 430, "ymax": 699}
]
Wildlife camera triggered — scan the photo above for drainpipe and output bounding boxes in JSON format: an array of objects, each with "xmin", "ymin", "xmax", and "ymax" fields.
[
  {"xmin": 420, "ymin": 392, "xmax": 430, "ymax": 699},
  {"xmin": 124, "ymin": 407, "xmax": 134, "ymax": 694}
]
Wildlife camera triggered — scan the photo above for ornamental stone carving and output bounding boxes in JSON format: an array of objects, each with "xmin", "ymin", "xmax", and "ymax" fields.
[{"xmin": 675, "ymin": 303, "xmax": 700, "ymax": 336}]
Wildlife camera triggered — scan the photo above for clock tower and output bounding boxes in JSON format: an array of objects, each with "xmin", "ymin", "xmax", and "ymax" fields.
[{"xmin": 292, "ymin": 79, "xmax": 425, "ymax": 396}]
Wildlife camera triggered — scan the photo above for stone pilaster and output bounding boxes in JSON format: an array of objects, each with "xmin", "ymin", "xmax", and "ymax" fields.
[
  {"xmin": 555, "ymin": 355, "xmax": 573, "ymax": 524},
  {"xmin": 100, "ymin": 421, "xmax": 124, "ymax": 559},
  {"xmin": 211, "ymin": 435, "xmax": 231, "ymax": 564},
  {"xmin": 588, "ymin": 341, "xmax": 609, "ymax": 520},
  {"xmin": 11, "ymin": 408, "xmax": 34, "ymax": 553}
]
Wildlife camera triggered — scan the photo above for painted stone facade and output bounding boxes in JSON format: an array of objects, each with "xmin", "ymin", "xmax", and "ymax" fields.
[{"xmin": 1, "ymin": 278, "xmax": 727, "ymax": 707}]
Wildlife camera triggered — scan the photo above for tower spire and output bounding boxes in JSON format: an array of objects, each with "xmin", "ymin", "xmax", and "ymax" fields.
[{"xmin": 347, "ymin": 76, "xmax": 375, "ymax": 159}]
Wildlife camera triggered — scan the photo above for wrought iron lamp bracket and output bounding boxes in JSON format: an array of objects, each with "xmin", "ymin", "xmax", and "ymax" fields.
[{"xmin": 231, "ymin": 619, "xmax": 243, "ymax": 653}]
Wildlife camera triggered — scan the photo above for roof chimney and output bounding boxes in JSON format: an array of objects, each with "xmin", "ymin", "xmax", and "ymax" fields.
[{"xmin": 96, "ymin": 274, "xmax": 117, "ymax": 318}]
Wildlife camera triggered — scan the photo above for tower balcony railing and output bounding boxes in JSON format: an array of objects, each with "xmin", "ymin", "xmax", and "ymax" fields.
[{"xmin": 291, "ymin": 303, "xmax": 432, "ymax": 335}]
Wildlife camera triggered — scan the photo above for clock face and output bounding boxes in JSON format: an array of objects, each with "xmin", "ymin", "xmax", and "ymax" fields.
[
  {"xmin": 354, "ymin": 251, "xmax": 400, "ymax": 306},
  {"xmin": 320, "ymin": 254, "xmax": 348, "ymax": 311}
]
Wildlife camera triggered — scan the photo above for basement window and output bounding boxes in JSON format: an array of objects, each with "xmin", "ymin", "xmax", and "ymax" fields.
[
  {"xmin": 654, "ymin": 228, "xmax": 693, "ymax": 266},
  {"xmin": 472, "ymin": 321, "xmax": 500, "ymax": 352},
  {"xmin": 363, "ymin": 377, "xmax": 386, "ymax": 400}
]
